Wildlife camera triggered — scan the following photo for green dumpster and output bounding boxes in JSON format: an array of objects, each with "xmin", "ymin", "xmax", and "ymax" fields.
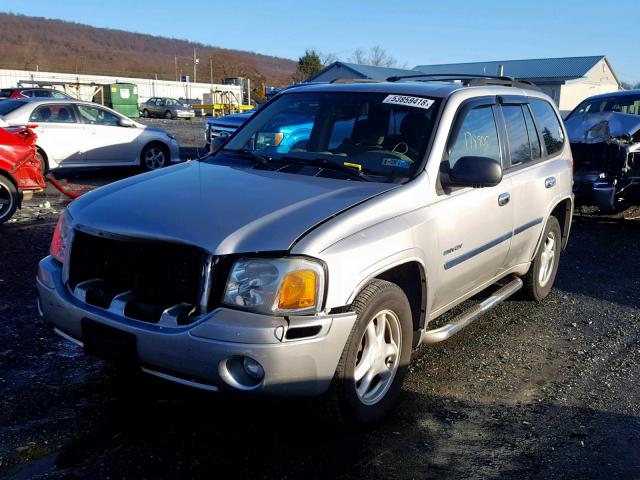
[{"xmin": 94, "ymin": 83, "xmax": 139, "ymax": 118}]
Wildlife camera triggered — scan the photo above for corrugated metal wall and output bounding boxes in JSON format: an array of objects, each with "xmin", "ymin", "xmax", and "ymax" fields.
[{"xmin": 0, "ymin": 68, "xmax": 242, "ymax": 104}]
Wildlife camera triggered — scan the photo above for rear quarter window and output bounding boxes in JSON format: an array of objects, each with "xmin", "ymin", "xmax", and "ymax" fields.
[{"xmin": 529, "ymin": 99, "xmax": 565, "ymax": 156}]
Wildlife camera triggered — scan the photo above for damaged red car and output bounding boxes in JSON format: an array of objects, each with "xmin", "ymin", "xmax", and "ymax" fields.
[{"xmin": 0, "ymin": 126, "xmax": 45, "ymax": 223}]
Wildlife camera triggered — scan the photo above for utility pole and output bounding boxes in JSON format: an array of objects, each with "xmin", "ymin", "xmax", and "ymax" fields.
[
  {"xmin": 193, "ymin": 48, "xmax": 199, "ymax": 84},
  {"xmin": 210, "ymin": 56, "xmax": 214, "ymax": 85},
  {"xmin": 174, "ymin": 55, "xmax": 178, "ymax": 82}
]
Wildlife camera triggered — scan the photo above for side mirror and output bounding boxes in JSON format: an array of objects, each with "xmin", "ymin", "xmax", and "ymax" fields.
[
  {"xmin": 444, "ymin": 156, "xmax": 502, "ymax": 188},
  {"xmin": 210, "ymin": 133, "xmax": 230, "ymax": 154},
  {"xmin": 120, "ymin": 118, "xmax": 135, "ymax": 128}
]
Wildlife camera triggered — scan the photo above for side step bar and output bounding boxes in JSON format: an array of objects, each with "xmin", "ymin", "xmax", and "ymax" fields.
[{"xmin": 420, "ymin": 277, "xmax": 523, "ymax": 345}]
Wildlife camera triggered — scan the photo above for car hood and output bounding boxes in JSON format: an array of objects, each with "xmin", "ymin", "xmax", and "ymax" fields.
[
  {"xmin": 565, "ymin": 112, "xmax": 640, "ymax": 143},
  {"xmin": 68, "ymin": 161, "xmax": 396, "ymax": 254},
  {"xmin": 206, "ymin": 112, "xmax": 254, "ymax": 128}
]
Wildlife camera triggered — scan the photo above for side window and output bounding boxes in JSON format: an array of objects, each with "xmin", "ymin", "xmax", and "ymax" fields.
[
  {"xmin": 445, "ymin": 105, "xmax": 501, "ymax": 169},
  {"xmin": 23, "ymin": 90, "xmax": 36, "ymax": 98},
  {"xmin": 157, "ymin": 98, "xmax": 166, "ymax": 106},
  {"xmin": 77, "ymin": 105, "xmax": 121, "ymax": 126},
  {"xmin": 28, "ymin": 105, "xmax": 77, "ymax": 123},
  {"xmin": 523, "ymin": 105, "xmax": 541, "ymax": 160},
  {"xmin": 529, "ymin": 99, "xmax": 565, "ymax": 156},
  {"xmin": 502, "ymin": 105, "xmax": 532, "ymax": 166}
]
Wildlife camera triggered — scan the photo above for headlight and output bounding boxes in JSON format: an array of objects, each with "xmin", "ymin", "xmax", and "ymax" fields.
[
  {"xmin": 50, "ymin": 209, "xmax": 73, "ymax": 264},
  {"xmin": 223, "ymin": 257, "xmax": 325, "ymax": 315},
  {"xmin": 256, "ymin": 132, "xmax": 284, "ymax": 148}
]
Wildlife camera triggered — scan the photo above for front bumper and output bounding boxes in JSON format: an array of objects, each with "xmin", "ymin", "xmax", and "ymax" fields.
[
  {"xmin": 36, "ymin": 256, "xmax": 355, "ymax": 396},
  {"xmin": 175, "ymin": 110, "xmax": 195, "ymax": 119}
]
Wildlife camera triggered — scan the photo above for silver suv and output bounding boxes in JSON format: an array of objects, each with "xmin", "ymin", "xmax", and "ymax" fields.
[{"xmin": 37, "ymin": 77, "xmax": 573, "ymax": 426}]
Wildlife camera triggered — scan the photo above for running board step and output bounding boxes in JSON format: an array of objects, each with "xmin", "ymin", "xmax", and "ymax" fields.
[{"xmin": 420, "ymin": 277, "xmax": 523, "ymax": 344}]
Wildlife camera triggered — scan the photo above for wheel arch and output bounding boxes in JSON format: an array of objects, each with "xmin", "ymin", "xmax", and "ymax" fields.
[
  {"xmin": 531, "ymin": 196, "xmax": 573, "ymax": 261},
  {"xmin": 346, "ymin": 260, "xmax": 427, "ymax": 347},
  {"xmin": 35, "ymin": 145, "xmax": 50, "ymax": 172}
]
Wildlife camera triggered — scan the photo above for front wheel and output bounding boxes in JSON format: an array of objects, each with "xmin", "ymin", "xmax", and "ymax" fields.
[
  {"xmin": 522, "ymin": 216, "xmax": 561, "ymax": 301},
  {"xmin": 326, "ymin": 279, "xmax": 412, "ymax": 427},
  {"xmin": 0, "ymin": 175, "xmax": 19, "ymax": 224},
  {"xmin": 164, "ymin": 111, "xmax": 173, "ymax": 120},
  {"xmin": 140, "ymin": 143, "xmax": 167, "ymax": 171}
]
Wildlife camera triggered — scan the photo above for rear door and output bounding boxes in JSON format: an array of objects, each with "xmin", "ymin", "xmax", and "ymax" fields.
[
  {"xmin": 28, "ymin": 103, "xmax": 86, "ymax": 167},
  {"xmin": 499, "ymin": 97, "xmax": 569, "ymax": 267},
  {"xmin": 431, "ymin": 98, "xmax": 514, "ymax": 311},
  {"xmin": 77, "ymin": 104, "xmax": 140, "ymax": 165}
]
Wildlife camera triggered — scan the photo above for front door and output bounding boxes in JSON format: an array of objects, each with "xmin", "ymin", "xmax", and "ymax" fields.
[{"xmin": 431, "ymin": 100, "xmax": 513, "ymax": 312}]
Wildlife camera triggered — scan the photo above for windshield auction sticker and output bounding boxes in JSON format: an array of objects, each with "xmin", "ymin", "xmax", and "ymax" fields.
[{"xmin": 382, "ymin": 95, "xmax": 434, "ymax": 110}]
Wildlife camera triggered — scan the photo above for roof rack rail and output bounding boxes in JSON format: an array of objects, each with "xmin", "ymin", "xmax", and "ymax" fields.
[
  {"xmin": 385, "ymin": 73, "xmax": 539, "ymax": 90},
  {"xmin": 329, "ymin": 78, "xmax": 384, "ymax": 84}
]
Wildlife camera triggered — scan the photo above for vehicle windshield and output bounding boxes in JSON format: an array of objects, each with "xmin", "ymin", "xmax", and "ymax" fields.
[
  {"xmin": 212, "ymin": 91, "xmax": 440, "ymax": 182},
  {"xmin": 568, "ymin": 94, "xmax": 640, "ymax": 118},
  {"xmin": 0, "ymin": 100, "xmax": 26, "ymax": 115}
]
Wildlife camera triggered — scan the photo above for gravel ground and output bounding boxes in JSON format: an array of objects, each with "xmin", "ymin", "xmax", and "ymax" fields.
[{"xmin": 1, "ymin": 119, "xmax": 639, "ymax": 479}]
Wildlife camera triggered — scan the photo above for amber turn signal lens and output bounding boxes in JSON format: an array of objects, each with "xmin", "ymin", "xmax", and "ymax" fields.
[{"xmin": 278, "ymin": 269, "xmax": 317, "ymax": 310}]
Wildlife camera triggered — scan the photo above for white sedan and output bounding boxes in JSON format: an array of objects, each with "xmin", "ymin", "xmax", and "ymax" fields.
[{"xmin": 0, "ymin": 99, "xmax": 181, "ymax": 171}]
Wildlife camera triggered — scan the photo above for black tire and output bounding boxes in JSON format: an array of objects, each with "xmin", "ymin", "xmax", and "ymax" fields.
[
  {"xmin": 164, "ymin": 110, "xmax": 173, "ymax": 120},
  {"xmin": 142, "ymin": 109, "xmax": 150, "ymax": 118},
  {"xmin": 140, "ymin": 143, "xmax": 168, "ymax": 171},
  {"xmin": 325, "ymin": 279, "xmax": 412, "ymax": 428},
  {"xmin": 522, "ymin": 216, "xmax": 561, "ymax": 301},
  {"xmin": 0, "ymin": 174, "xmax": 19, "ymax": 224}
]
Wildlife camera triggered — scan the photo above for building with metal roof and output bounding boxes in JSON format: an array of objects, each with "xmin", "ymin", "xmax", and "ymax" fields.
[
  {"xmin": 414, "ymin": 56, "xmax": 621, "ymax": 114},
  {"xmin": 307, "ymin": 62, "xmax": 417, "ymax": 83}
]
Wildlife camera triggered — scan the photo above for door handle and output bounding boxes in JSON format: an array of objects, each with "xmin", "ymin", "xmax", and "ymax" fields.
[
  {"xmin": 545, "ymin": 177, "xmax": 556, "ymax": 188},
  {"xmin": 498, "ymin": 192, "xmax": 510, "ymax": 206}
]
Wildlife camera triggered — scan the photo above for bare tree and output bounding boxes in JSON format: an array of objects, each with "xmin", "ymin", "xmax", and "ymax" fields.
[
  {"xmin": 349, "ymin": 48, "xmax": 367, "ymax": 65},
  {"xmin": 368, "ymin": 45, "xmax": 397, "ymax": 67},
  {"xmin": 349, "ymin": 46, "xmax": 397, "ymax": 67},
  {"xmin": 320, "ymin": 52, "xmax": 339, "ymax": 66}
]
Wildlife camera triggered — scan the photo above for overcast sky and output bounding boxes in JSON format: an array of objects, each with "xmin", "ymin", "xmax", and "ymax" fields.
[{"xmin": 4, "ymin": 0, "xmax": 639, "ymax": 83}]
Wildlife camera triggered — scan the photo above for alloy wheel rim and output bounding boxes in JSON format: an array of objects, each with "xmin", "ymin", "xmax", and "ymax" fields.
[
  {"xmin": 144, "ymin": 148, "xmax": 165, "ymax": 170},
  {"xmin": 538, "ymin": 231, "xmax": 556, "ymax": 287},
  {"xmin": 354, "ymin": 309, "xmax": 401, "ymax": 406},
  {"xmin": 0, "ymin": 183, "xmax": 13, "ymax": 221}
]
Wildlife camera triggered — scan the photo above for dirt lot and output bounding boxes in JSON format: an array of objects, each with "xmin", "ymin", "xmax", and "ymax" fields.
[{"xmin": 1, "ymin": 119, "xmax": 639, "ymax": 479}]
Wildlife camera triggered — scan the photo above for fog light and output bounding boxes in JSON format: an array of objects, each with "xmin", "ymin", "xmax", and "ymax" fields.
[{"xmin": 242, "ymin": 357, "xmax": 265, "ymax": 380}]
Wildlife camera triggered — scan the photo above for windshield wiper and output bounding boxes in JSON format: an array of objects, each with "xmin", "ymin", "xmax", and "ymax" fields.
[
  {"xmin": 279, "ymin": 156, "xmax": 372, "ymax": 182},
  {"xmin": 221, "ymin": 149, "xmax": 276, "ymax": 171}
]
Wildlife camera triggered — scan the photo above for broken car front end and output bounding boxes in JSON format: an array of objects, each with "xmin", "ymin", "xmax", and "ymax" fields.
[{"xmin": 566, "ymin": 111, "xmax": 640, "ymax": 211}]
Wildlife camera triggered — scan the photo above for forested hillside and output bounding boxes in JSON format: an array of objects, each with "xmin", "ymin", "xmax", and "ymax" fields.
[{"xmin": 0, "ymin": 13, "xmax": 297, "ymax": 85}]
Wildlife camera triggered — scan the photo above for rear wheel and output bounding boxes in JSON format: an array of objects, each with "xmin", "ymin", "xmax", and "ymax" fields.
[
  {"xmin": 140, "ymin": 143, "xmax": 167, "ymax": 171},
  {"xmin": 142, "ymin": 109, "xmax": 150, "ymax": 118},
  {"xmin": 522, "ymin": 216, "xmax": 561, "ymax": 301},
  {"xmin": 326, "ymin": 279, "xmax": 412, "ymax": 427},
  {"xmin": 0, "ymin": 175, "xmax": 19, "ymax": 224}
]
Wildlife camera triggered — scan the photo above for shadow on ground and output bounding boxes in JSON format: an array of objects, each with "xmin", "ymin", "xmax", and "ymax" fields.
[{"xmin": 4, "ymin": 372, "xmax": 638, "ymax": 480}]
